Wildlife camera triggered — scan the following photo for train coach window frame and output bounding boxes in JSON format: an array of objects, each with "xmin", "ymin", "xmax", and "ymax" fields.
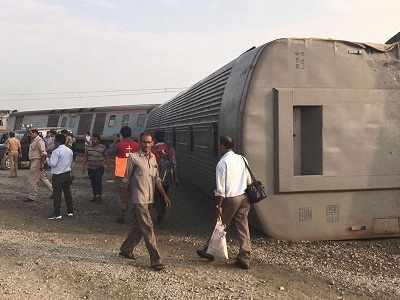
[
  {"xmin": 192, "ymin": 125, "xmax": 213, "ymax": 153},
  {"xmin": 172, "ymin": 128, "xmax": 176, "ymax": 148},
  {"xmin": 276, "ymin": 87, "xmax": 400, "ymax": 193},
  {"xmin": 293, "ymin": 105, "xmax": 323, "ymax": 176},
  {"xmin": 175, "ymin": 127, "xmax": 190, "ymax": 150},
  {"xmin": 61, "ymin": 116, "xmax": 68, "ymax": 128},
  {"xmin": 190, "ymin": 126, "xmax": 194, "ymax": 152},
  {"xmin": 212, "ymin": 123, "xmax": 218, "ymax": 157},
  {"xmin": 121, "ymin": 114, "xmax": 129, "ymax": 126},
  {"xmin": 108, "ymin": 115, "xmax": 116, "ymax": 127},
  {"xmin": 68, "ymin": 116, "xmax": 77, "ymax": 128},
  {"xmin": 137, "ymin": 114, "xmax": 146, "ymax": 128}
]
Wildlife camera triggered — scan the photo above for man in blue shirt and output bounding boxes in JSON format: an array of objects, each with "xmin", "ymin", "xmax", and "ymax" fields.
[{"xmin": 47, "ymin": 134, "xmax": 74, "ymax": 220}]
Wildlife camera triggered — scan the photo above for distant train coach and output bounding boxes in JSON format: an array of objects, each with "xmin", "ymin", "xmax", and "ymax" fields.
[
  {"xmin": 8, "ymin": 104, "xmax": 158, "ymax": 141},
  {"xmin": 146, "ymin": 37, "xmax": 400, "ymax": 241}
]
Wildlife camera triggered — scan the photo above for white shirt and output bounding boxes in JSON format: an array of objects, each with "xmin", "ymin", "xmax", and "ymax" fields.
[
  {"xmin": 85, "ymin": 135, "xmax": 91, "ymax": 146},
  {"xmin": 47, "ymin": 144, "xmax": 73, "ymax": 175},
  {"xmin": 215, "ymin": 150, "xmax": 251, "ymax": 198}
]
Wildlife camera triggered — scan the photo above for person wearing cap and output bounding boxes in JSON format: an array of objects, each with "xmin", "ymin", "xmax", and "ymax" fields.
[
  {"xmin": 5, "ymin": 132, "xmax": 21, "ymax": 178},
  {"xmin": 26, "ymin": 128, "xmax": 53, "ymax": 201}
]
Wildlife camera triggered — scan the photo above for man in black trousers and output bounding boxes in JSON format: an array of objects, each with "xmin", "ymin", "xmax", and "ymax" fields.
[{"xmin": 47, "ymin": 134, "xmax": 74, "ymax": 220}]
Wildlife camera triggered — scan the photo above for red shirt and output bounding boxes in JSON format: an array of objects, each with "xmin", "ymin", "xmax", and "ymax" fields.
[
  {"xmin": 153, "ymin": 142, "xmax": 176, "ymax": 164},
  {"xmin": 116, "ymin": 139, "xmax": 139, "ymax": 158}
]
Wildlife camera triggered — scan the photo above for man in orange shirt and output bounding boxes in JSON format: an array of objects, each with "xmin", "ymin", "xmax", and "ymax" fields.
[
  {"xmin": 5, "ymin": 132, "xmax": 21, "ymax": 177},
  {"xmin": 108, "ymin": 126, "xmax": 139, "ymax": 223}
]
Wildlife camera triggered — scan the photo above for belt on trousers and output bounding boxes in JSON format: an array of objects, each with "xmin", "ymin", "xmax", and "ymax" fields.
[
  {"xmin": 53, "ymin": 171, "xmax": 71, "ymax": 177},
  {"xmin": 225, "ymin": 193, "xmax": 247, "ymax": 201}
]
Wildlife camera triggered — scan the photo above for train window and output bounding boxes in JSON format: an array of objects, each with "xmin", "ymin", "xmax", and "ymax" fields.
[
  {"xmin": 192, "ymin": 125, "xmax": 211, "ymax": 153},
  {"xmin": 212, "ymin": 123, "xmax": 218, "ymax": 157},
  {"xmin": 190, "ymin": 126, "xmax": 194, "ymax": 152},
  {"xmin": 14, "ymin": 116, "xmax": 23, "ymax": 130},
  {"xmin": 137, "ymin": 114, "xmax": 146, "ymax": 128},
  {"xmin": 172, "ymin": 128, "xmax": 176, "ymax": 148},
  {"xmin": 47, "ymin": 115, "xmax": 60, "ymax": 127},
  {"xmin": 175, "ymin": 128, "xmax": 190, "ymax": 149},
  {"xmin": 61, "ymin": 116, "xmax": 68, "ymax": 128},
  {"xmin": 0, "ymin": 119, "xmax": 3, "ymax": 126},
  {"xmin": 121, "ymin": 114, "xmax": 129, "ymax": 126},
  {"xmin": 293, "ymin": 106, "xmax": 323, "ymax": 175},
  {"xmin": 68, "ymin": 116, "xmax": 77, "ymax": 128},
  {"xmin": 108, "ymin": 115, "xmax": 116, "ymax": 127}
]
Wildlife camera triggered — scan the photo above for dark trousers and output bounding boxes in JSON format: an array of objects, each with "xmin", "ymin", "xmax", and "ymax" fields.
[
  {"xmin": 52, "ymin": 171, "xmax": 73, "ymax": 215},
  {"xmin": 88, "ymin": 167, "xmax": 104, "ymax": 196},
  {"xmin": 120, "ymin": 204, "xmax": 162, "ymax": 266}
]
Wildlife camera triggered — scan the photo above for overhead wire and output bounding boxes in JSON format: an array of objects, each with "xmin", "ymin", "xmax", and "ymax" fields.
[
  {"xmin": 0, "ymin": 87, "xmax": 188, "ymax": 96},
  {"xmin": 0, "ymin": 88, "xmax": 188, "ymax": 102}
]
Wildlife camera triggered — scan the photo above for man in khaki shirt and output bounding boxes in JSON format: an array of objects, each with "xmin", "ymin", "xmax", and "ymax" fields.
[
  {"xmin": 26, "ymin": 129, "xmax": 53, "ymax": 201},
  {"xmin": 119, "ymin": 132, "xmax": 171, "ymax": 271},
  {"xmin": 5, "ymin": 132, "xmax": 21, "ymax": 177}
]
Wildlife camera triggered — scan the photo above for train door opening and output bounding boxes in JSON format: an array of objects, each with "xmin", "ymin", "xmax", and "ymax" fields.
[
  {"xmin": 92, "ymin": 113, "xmax": 106, "ymax": 135},
  {"xmin": 293, "ymin": 106, "xmax": 323, "ymax": 175}
]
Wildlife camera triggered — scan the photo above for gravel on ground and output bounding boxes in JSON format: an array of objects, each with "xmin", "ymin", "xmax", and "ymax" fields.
[{"xmin": 0, "ymin": 167, "xmax": 399, "ymax": 299}]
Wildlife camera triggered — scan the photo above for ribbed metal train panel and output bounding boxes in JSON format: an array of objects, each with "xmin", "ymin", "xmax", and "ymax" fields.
[{"xmin": 147, "ymin": 62, "xmax": 234, "ymax": 193}]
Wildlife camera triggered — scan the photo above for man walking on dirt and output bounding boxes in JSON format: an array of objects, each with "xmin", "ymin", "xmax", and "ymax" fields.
[
  {"xmin": 108, "ymin": 126, "xmax": 139, "ymax": 223},
  {"xmin": 5, "ymin": 132, "xmax": 21, "ymax": 178},
  {"xmin": 197, "ymin": 136, "xmax": 252, "ymax": 269},
  {"xmin": 119, "ymin": 132, "xmax": 171, "ymax": 271},
  {"xmin": 26, "ymin": 128, "xmax": 53, "ymax": 201},
  {"xmin": 47, "ymin": 134, "xmax": 74, "ymax": 220}
]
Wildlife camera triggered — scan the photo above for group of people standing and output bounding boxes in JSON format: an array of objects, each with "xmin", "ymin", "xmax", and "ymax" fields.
[{"xmin": 4, "ymin": 127, "xmax": 254, "ymax": 271}]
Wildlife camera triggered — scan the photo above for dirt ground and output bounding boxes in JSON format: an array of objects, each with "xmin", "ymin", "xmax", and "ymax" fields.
[{"xmin": 0, "ymin": 166, "xmax": 399, "ymax": 299}]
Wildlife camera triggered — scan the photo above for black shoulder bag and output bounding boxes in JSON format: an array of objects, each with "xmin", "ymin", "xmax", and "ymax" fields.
[{"xmin": 242, "ymin": 157, "xmax": 267, "ymax": 204}]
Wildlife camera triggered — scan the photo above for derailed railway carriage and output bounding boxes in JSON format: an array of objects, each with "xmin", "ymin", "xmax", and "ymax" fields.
[
  {"xmin": 8, "ymin": 104, "xmax": 158, "ymax": 142},
  {"xmin": 147, "ymin": 37, "xmax": 400, "ymax": 241}
]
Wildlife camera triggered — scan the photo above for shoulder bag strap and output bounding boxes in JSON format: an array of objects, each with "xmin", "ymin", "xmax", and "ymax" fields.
[
  {"xmin": 225, "ymin": 161, "xmax": 227, "ymax": 198},
  {"xmin": 241, "ymin": 156, "xmax": 256, "ymax": 182}
]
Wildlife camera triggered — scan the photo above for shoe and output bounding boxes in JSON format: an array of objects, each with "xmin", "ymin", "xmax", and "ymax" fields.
[
  {"xmin": 119, "ymin": 252, "xmax": 136, "ymax": 260},
  {"xmin": 24, "ymin": 197, "xmax": 34, "ymax": 202},
  {"xmin": 48, "ymin": 214, "xmax": 62, "ymax": 220},
  {"xmin": 235, "ymin": 259, "xmax": 250, "ymax": 270},
  {"xmin": 67, "ymin": 212, "xmax": 74, "ymax": 217},
  {"xmin": 196, "ymin": 249, "xmax": 214, "ymax": 261},
  {"xmin": 150, "ymin": 263, "xmax": 166, "ymax": 271},
  {"xmin": 96, "ymin": 195, "xmax": 102, "ymax": 203},
  {"xmin": 90, "ymin": 196, "xmax": 97, "ymax": 202}
]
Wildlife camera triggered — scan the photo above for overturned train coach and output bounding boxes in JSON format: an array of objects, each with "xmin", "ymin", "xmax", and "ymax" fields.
[
  {"xmin": 8, "ymin": 104, "xmax": 158, "ymax": 142},
  {"xmin": 147, "ymin": 37, "xmax": 400, "ymax": 241}
]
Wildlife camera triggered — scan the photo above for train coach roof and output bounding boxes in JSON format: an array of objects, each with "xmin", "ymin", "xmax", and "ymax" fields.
[
  {"xmin": 10, "ymin": 104, "xmax": 160, "ymax": 116},
  {"xmin": 150, "ymin": 37, "xmax": 400, "ymax": 112},
  {"xmin": 386, "ymin": 32, "xmax": 400, "ymax": 44},
  {"xmin": 270, "ymin": 37, "xmax": 400, "ymax": 52}
]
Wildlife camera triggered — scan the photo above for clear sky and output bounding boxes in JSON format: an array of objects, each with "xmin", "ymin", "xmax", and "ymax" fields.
[{"xmin": 0, "ymin": 0, "xmax": 398, "ymax": 111}]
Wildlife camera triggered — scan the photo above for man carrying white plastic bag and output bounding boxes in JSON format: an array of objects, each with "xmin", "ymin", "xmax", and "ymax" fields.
[
  {"xmin": 197, "ymin": 136, "xmax": 252, "ymax": 269},
  {"xmin": 206, "ymin": 215, "xmax": 229, "ymax": 260}
]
